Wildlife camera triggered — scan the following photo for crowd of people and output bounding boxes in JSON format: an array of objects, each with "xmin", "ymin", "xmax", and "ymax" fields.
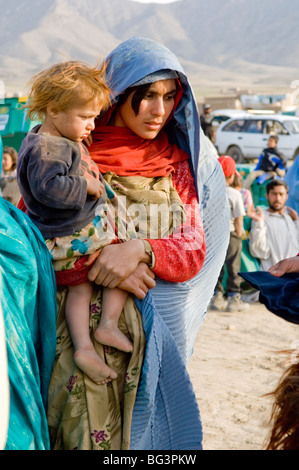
[
  {"xmin": 202, "ymin": 116, "xmax": 299, "ymax": 313},
  {"xmin": 1, "ymin": 35, "xmax": 299, "ymax": 451}
]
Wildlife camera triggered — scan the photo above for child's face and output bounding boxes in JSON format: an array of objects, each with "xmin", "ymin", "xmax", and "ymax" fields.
[
  {"xmin": 268, "ymin": 137, "xmax": 277, "ymax": 148},
  {"xmin": 2, "ymin": 152, "xmax": 14, "ymax": 171},
  {"xmin": 50, "ymin": 100, "xmax": 102, "ymax": 142}
]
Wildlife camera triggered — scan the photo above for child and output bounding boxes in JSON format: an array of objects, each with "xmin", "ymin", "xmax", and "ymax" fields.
[
  {"xmin": 210, "ymin": 155, "xmax": 249, "ymax": 312},
  {"xmin": 255, "ymin": 134, "xmax": 286, "ymax": 181},
  {"xmin": 17, "ymin": 61, "xmax": 132, "ymax": 385},
  {"xmin": 244, "ymin": 135, "xmax": 286, "ymax": 189},
  {"xmin": 231, "ymin": 172, "xmax": 255, "ymax": 218}
]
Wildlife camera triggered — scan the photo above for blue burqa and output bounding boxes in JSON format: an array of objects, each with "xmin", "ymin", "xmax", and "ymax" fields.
[
  {"xmin": 103, "ymin": 37, "xmax": 230, "ymax": 449},
  {"xmin": 0, "ymin": 138, "xmax": 57, "ymax": 450}
]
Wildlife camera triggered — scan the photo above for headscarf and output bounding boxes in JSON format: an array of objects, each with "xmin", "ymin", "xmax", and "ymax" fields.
[
  {"xmin": 90, "ymin": 37, "xmax": 201, "ymax": 195},
  {"xmin": 90, "ymin": 69, "xmax": 187, "ymax": 177}
]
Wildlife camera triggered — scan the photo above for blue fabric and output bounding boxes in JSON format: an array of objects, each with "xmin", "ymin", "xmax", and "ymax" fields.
[
  {"xmin": 133, "ymin": 295, "xmax": 202, "ymax": 450},
  {"xmin": 240, "ymin": 271, "xmax": 299, "ymax": 324},
  {"xmin": 0, "ymin": 198, "xmax": 57, "ymax": 450},
  {"xmin": 285, "ymin": 155, "xmax": 299, "ymax": 213},
  {"xmin": 104, "ymin": 37, "xmax": 229, "ymax": 450}
]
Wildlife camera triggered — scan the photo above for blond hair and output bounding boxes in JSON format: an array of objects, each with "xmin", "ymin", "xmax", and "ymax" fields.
[{"xmin": 25, "ymin": 60, "xmax": 111, "ymax": 121}]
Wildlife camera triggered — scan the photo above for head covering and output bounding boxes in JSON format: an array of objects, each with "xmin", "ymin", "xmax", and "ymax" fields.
[
  {"xmin": 218, "ymin": 155, "xmax": 237, "ymax": 177},
  {"xmin": 131, "ymin": 69, "xmax": 179, "ymax": 87},
  {"xmin": 97, "ymin": 36, "xmax": 201, "ymax": 194},
  {"xmin": 90, "ymin": 126, "xmax": 189, "ymax": 177}
]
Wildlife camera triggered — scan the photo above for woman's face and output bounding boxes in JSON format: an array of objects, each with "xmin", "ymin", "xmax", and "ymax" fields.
[
  {"xmin": 113, "ymin": 79, "xmax": 177, "ymax": 139},
  {"xmin": 2, "ymin": 152, "xmax": 14, "ymax": 171}
]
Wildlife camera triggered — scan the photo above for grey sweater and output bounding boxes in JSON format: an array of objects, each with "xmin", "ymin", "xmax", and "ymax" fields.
[{"xmin": 17, "ymin": 126, "xmax": 106, "ymax": 238}]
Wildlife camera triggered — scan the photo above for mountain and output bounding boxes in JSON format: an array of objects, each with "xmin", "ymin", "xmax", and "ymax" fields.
[{"xmin": 0, "ymin": 0, "xmax": 297, "ymax": 94}]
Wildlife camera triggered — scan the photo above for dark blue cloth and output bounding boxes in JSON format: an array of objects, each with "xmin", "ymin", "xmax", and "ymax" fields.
[{"xmin": 240, "ymin": 271, "xmax": 299, "ymax": 324}]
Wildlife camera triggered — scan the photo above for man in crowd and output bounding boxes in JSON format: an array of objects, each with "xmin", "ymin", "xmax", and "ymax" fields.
[
  {"xmin": 249, "ymin": 180, "xmax": 299, "ymax": 271},
  {"xmin": 200, "ymin": 104, "xmax": 214, "ymax": 142}
]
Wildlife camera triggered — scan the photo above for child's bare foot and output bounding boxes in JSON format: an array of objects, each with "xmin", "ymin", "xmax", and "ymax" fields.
[
  {"xmin": 74, "ymin": 346, "xmax": 117, "ymax": 385},
  {"xmin": 94, "ymin": 324, "xmax": 133, "ymax": 353}
]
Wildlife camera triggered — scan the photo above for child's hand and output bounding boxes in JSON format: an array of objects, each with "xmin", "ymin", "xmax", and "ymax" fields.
[{"xmin": 86, "ymin": 177, "xmax": 104, "ymax": 199}]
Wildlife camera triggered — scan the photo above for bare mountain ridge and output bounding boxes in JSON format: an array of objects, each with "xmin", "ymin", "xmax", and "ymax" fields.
[{"xmin": 0, "ymin": 0, "xmax": 297, "ymax": 93}]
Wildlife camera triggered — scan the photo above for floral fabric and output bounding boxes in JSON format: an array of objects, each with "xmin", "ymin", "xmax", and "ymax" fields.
[{"xmin": 48, "ymin": 290, "xmax": 145, "ymax": 450}]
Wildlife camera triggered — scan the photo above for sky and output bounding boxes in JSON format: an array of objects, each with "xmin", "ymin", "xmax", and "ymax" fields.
[{"xmin": 132, "ymin": 0, "xmax": 181, "ymax": 3}]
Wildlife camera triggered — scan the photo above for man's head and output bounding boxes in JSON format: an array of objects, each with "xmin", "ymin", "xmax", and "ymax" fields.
[
  {"xmin": 266, "ymin": 180, "xmax": 289, "ymax": 213},
  {"xmin": 203, "ymin": 104, "xmax": 212, "ymax": 115}
]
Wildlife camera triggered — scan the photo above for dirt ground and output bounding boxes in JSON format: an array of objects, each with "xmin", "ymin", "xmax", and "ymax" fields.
[{"xmin": 187, "ymin": 301, "xmax": 297, "ymax": 450}]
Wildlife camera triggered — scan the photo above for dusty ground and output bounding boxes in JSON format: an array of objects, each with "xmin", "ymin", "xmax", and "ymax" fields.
[{"xmin": 187, "ymin": 301, "xmax": 297, "ymax": 450}]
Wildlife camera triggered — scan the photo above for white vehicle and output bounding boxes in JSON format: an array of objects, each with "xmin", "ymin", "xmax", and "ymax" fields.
[
  {"xmin": 210, "ymin": 109, "xmax": 248, "ymax": 129},
  {"xmin": 215, "ymin": 113, "xmax": 299, "ymax": 162}
]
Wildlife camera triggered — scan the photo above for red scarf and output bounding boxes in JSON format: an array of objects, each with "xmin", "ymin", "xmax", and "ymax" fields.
[{"xmin": 89, "ymin": 126, "xmax": 189, "ymax": 177}]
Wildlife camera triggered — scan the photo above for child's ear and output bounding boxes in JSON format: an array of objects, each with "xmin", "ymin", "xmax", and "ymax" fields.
[{"xmin": 47, "ymin": 103, "xmax": 59, "ymax": 117}]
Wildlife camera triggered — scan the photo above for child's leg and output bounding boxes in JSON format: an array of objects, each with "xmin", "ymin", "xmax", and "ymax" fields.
[
  {"xmin": 66, "ymin": 282, "xmax": 117, "ymax": 385},
  {"xmin": 94, "ymin": 287, "xmax": 133, "ymax": 352}
]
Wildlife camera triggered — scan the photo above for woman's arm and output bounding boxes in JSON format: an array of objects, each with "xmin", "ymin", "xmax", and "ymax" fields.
[{"xmin": 146, "ymin": 160, "xmax": 205, "ymax": 283}]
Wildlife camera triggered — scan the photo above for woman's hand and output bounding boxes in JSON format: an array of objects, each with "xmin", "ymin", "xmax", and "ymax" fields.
[
  {"xmin": 268, "ymin": 256, "xmax": 299, "ymax": 277},
  {"xmin": 118, "ymin": 263, "xmax": 156, "ymax": 298},
  {"xmin": 87, "ymin": 239, "xmax": 151, "ymax": 288}
]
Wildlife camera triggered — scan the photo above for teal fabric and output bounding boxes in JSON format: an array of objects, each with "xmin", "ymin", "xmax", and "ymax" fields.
[{"xmin": 0, "ymin": 197, "xmax": 57, "ymax": 450}]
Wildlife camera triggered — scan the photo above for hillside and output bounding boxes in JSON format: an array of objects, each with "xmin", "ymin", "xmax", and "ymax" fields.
[{"xmin": 0, "ymin": 0, "xmax": 297, "ymax": 94}]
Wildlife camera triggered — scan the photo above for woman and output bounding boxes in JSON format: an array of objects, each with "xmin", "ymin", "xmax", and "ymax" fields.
[
  {"xmin": 0, "ymin": 146, "xmax": 21, "ymax": 206},
  {"xmin": 47, "ymin": 37, "xmax": 229, "ymax": 450}
]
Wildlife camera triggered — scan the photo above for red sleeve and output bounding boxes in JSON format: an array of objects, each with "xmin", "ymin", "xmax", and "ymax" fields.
[{"xmin": 147, "ymin": 160, "xmax": 206, "ymax": 283}]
